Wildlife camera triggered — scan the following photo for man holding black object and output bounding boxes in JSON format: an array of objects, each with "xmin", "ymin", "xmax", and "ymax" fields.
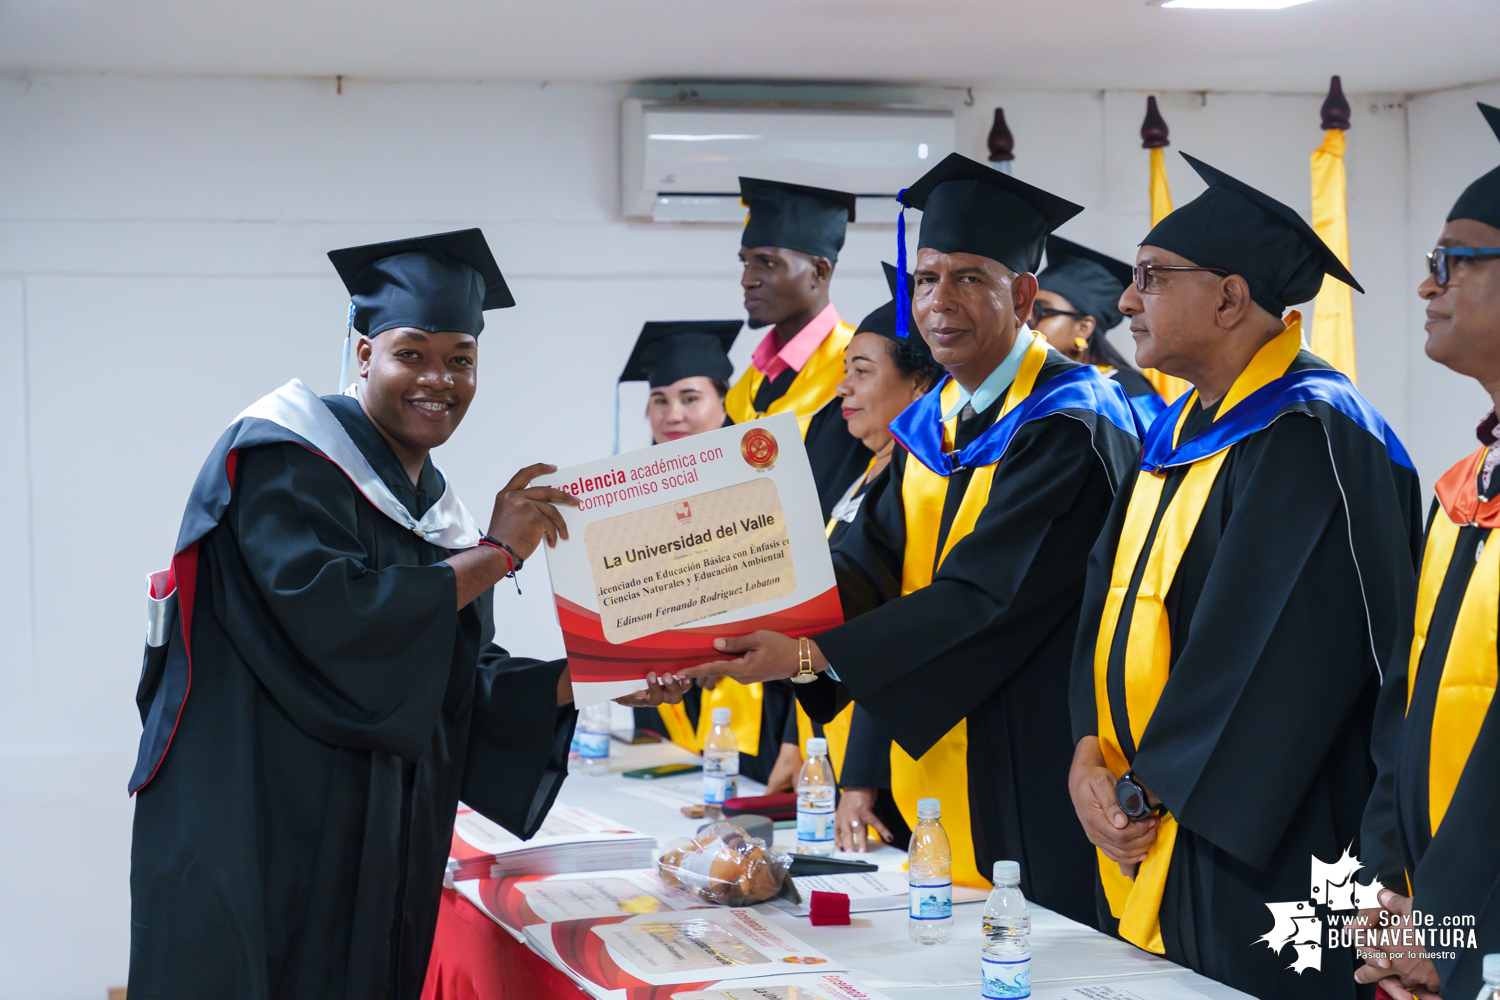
[
  {"xmin": 1067, "ymin": 157, "xmax": 1420, "ymax": 1000},
  {"xmin": 1356, "ymin": 103, "xmax": 1500, "ymax": 1000},
  {"xmin": 128, "ymin": 229, "xmax": 584, "ymax": 1000},
  {"xmin": 681, "ymin": 154, "xmax": 1142, "ymax": 921}
]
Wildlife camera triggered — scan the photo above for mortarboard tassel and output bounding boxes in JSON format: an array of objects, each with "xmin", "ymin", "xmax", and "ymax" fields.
[
  {"xmin": 895, "ymin": 189, "xmax": 911, "ymax": 339},
  {"xmin": 338, "ymin": 301, "xmax": 355, "ymax": 392}
]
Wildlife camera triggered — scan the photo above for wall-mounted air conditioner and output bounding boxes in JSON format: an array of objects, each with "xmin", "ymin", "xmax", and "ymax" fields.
[{"xmin": 621, "ymin": 99, "xmax": 957, "ymax": 224}]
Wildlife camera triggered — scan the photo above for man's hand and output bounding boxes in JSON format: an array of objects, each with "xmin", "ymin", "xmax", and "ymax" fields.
[
  {"xmin": 488, "ymin": 463, "xmax": 578, "ymax": 560},
  {"xmin": 557, "ymin": 664, "xmax": 573, "ymax": 707},
  {"xmin": 835, "ymin": 787, "xmax": 893, "ymax": 852},
  {"xmin": 1069, "ymin": 737, "xmax": 1158, "ymax": 873},
  {"xmin": 613, "ymin": 672, "xmax": 693, "ymax": 709},
  {"xmin": 1353, "ymin": 890, "xmax": 1442, "ymax": 999},
  {"xmin": 677, "ymin": 631, "xmax": 826, "ymax": 685}
]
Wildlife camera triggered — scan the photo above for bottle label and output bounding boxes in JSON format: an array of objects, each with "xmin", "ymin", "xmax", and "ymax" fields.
[
  {"xmin": 703, "ymin": 773, "xmax": 737, "ymax": 805},
  {"xmin": 908, "ymin": 881, "xmax": 952, "ymax": 920},
  {"xmin": 797, "ymin": 806, "xmax": 835, "ymax": 843},
  {"xmin": 981, "ymin": 954, "xmax": 1030, "ymax": 998},
  {"xmin": 577, "ymin": 731, "xmax": 610, "ymax": 759}
]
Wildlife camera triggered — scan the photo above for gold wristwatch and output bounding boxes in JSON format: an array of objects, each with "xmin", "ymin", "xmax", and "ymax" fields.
[{"xmin": 791, "ymin": 636, "xmax": 818, "ymax": 684}]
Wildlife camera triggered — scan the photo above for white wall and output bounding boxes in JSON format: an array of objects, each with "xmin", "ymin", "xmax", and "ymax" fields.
[{"xmin": 0, "ymin": 71, "xmax": 1482, "ymax": 997}]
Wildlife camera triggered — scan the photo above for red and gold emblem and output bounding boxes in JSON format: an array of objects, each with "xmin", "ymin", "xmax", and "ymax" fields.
[{"xmin": 740, "ymin": 427, "xmax": 778, "ymax": 470}]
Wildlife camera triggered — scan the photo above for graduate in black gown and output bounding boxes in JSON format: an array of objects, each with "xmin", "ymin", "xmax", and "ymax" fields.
[
  {"xmin": 128, "ymin": 229, "xmax": 589, "ymax": 1000},
  {"xmin": 681, "ymin": 154, "xmax": 1142, "ymax": 914},
  {"xmin": 1033, "ymin": 235, "xmax": 1167, "ymax": 427},
  {"xmin": 1356, "ymin": 103, "xmax": 1500, "ymax": 1000},
  {"xmin": 724, "ymin": 177, "xmax": 872, "ymax": 521},
  {"xmin": 1067, "ymin": 156, "xmax": 1422, "ymax": 1000}
]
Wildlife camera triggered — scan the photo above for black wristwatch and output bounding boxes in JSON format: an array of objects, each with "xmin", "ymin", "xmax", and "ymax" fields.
[{"xmin": 1115, "ymin": 770, "xmax": 1160, "ymax": 821}]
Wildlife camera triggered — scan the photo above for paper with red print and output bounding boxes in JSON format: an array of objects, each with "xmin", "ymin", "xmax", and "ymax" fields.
[{"xmin": 537, "ymin": 413, "xmax": 841, "ymax": 708}]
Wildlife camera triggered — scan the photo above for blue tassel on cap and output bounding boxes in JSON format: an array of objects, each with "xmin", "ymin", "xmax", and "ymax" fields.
[{"xmin": 895, "ymin": 189, "xmax": 911, "ymax": 339}]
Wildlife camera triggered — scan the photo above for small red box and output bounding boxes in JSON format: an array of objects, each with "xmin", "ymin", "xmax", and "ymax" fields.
[{"xmin": 809, "ymin": 890, "xmax": 851, "ymax": 926}]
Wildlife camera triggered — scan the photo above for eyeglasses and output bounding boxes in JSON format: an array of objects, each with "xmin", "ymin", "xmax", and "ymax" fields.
[
  {"xmin": 1426, "ymin": 247, "xmax": 1500, "ymax": 287},
  {"xmin": 1030, "ymin": 305, "xmax": 1086, "ymax": 325},
  {"xmin": 1133, "ymin": 263, "xmax": 1230, "ymax": 293}
]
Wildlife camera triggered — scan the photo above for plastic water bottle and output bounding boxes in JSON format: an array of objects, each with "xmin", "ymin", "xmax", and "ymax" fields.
[
  {"xmin": 702, "ymin": 707, "xmax": 739, "ymax": 818},
  {"xmin": 577, "ymin": 702, "xmax": 612, "ymax": 776},
  {"xmin": 982, "ymin": 860, "xmax": 1032, "ymax": 998},
  {"xmin": 907, "ymin": 797, "xmax": 953, "ymax": 944},
  {"xmin": 1476, "ymin": 954, "xmax": 1500, "ymax": 1000},
  {"xmin": 796, "ymin": 737, "xmax": 836, "ymax": 856}
]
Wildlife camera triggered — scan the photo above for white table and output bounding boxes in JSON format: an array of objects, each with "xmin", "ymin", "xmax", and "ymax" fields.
[{"xmin": 546, "ymin": 738, "xmax": 1254, "ymax": 1000}]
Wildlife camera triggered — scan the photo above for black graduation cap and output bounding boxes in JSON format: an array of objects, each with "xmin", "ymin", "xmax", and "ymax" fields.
[
  {"xmin": 899, "ymin": 153, "xmax": 1084, "ymax": 275},
  {"xmin": 619, "ymin": 321, "xmax": 742, "ymax": 388},
  {"xmin": 856, "ymin": 262, "xmax": 915, "ymax": 339},
  {"xmin": 740, "ymin": 177, "xmax": 857, "ymax": 262},
  {"xmin": 327, "ymin": 228, "xmax": 514, "ymax": 338},
  {"xmin": 1448, "ymin": 103, "xmax": 1500, "ymax": 231},
  {"xmin": 1142, "ymin": 153, "xmax": 1362, "ymax": 318},
  {"xmin": 1038, "ymin": 235, "xmax": 1133, "ymax": 334}
]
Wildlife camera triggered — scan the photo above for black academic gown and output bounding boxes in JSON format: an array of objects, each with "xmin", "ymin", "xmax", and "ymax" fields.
[
  {"xmin": 1363, "ymin": 498, "xmax": 1500, "ymax": 1000},
  {"xmin": 796, "ymin": 353, "xmax": 1141, "ymax": 926},
  {"xmin": 754, "ymin": 367, "xmax": 872, "ymax": 521},
  {"xmin": 128, "ymin": 394, "xmax": 575, "ymax": 1000},
  {"xmin": 1071, "ymin": 354, "xmax": 1422, "ymax": 1000}
]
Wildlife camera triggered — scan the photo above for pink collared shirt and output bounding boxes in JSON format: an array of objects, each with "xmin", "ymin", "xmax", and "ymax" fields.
[{"xmin": 749, "ymin": 303, "xmax": 842, "ymax": 380}]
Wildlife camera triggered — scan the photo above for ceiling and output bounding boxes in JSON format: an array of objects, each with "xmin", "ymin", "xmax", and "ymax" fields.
[{"xmin": 3, "ymin": 0, "xmax": 1497, "ymax": 94}]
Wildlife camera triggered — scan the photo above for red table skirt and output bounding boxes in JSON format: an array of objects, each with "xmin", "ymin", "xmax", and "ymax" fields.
[{"xmin": 422, "ymin": 888, "xmax": 588, "ymax": 1000}]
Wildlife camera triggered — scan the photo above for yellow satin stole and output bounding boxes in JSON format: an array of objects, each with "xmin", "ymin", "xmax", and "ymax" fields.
[
  {"xmin": 1091, "ymin": 318, "xmax": 1303, "ymax": 954},
  {"xmin": 1406, "ymin": 472, "xmax": 1500, "ymax": 838},
  {"xmin": 655, "ymin": 680, "xmax": 764, "ymax": 758},
  {"xmin": 724, "ymin": 319, "xmax": 856, "ymax": 438},
  {"xmin": 886, "ymin": 332, "xmax": 1051, "ymax": 890}
]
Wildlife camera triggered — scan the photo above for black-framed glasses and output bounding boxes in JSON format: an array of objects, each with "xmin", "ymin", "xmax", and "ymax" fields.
[
  {"xmin": 1426, "ymin": 247, "xmax": 1500, "ymax": 287},
  {"xmin": 1133, "ymin": 263, "xmax": 1231, "ymax": 293},
  {"xmin": 1030, "ymin": 304, "xmax": 1086, "ymax": 325}
]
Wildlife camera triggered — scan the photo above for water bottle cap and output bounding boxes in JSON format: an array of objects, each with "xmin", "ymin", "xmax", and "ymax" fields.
[
  {"xmin": 992, "ymin": 860, "xmax": 1021, "ymax": 886},
  {"xmin": 806, "ymin": 737, "xmax": 828, "ymax": 757},
  {"xmin": 1484, "ymin": 953, "xmax": 1500, "ymax": 981},
  {"xmin": 712, "ymin": 707, "xmax": 732, "ymax": 724},
  {"xmin": 916, "ymin": 797, "xmax": 941, "ymax": 819}
]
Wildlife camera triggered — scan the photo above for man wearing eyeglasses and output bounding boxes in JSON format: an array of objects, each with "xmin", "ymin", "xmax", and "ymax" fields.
[
  {"xmin": 1067, "ymin": 153, "xmax": 1421, "ymax": 1000},
  {"xmin": 1355, "ymin": 102, "xmax": 1500, "ymax": 1000}
]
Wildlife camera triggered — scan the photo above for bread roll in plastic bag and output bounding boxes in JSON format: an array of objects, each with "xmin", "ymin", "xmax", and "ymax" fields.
[{"xmin": 657, "ymin": 822, "xmax": 792, "ymax": 906}]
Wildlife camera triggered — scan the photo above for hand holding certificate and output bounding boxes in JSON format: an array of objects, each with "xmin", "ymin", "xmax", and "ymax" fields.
[{"xmin": 537, "ymin": 413, "xmax": 843, "ymax": 707}]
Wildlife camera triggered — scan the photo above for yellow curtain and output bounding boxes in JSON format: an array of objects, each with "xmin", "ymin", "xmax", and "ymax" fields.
[
  {"xmin": 1142, "ymin": 147, "xmax": 1191, "ymax": 404},
  {"xmin": 1310, "ymin": 128, "xmax": 1357, "ymax": 382}
]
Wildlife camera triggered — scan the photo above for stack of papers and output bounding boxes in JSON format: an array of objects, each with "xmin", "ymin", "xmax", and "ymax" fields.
[
  {"xmin": 524, "ymin": 907, "xmax": 896, "ymax": 1000},
  {"xmin": 768, "ymin": 870, "xmax": 989, "ymax": 917},
  {"xmin": 447, "ymin": 803, "xmax": 656, "ymax": 882}
]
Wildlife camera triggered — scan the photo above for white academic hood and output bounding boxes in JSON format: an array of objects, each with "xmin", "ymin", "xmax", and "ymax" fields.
[{"xmin": 620, "ymin": 99, "xmax": 956, "ymax": 224}]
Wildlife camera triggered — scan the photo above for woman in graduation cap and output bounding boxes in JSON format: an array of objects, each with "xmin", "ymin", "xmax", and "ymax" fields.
[
  {"xmin": 614, "ymin": 319, "xmax": 805, "ymax": 791},
  {"xmin": 128, "ymin": 230, "xmax": 583, "ymax": 1000},
  {"xmin": 1356, "ymin": 103, "xmax": 1500, "ymax": 1000},
  {"xmin": 799, "ymin": 261, "xmax": 946, "ymax": 852},
  {"xmin": 678, "ymin": 153, "xmax": 1142, "ymax": 915},
  {"xmin": 1034, "ymin": 235, "xmax": 1168, "ymax": 427},
  {"xmin": 1067, "ymin": 155, "xmax": 1421, "ymax": 1000}
]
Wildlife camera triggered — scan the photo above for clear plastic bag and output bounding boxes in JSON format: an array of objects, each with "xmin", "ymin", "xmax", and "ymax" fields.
[{"xmin": 656, "ymin": 821, "xmax": 793, "ymax": 906}]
